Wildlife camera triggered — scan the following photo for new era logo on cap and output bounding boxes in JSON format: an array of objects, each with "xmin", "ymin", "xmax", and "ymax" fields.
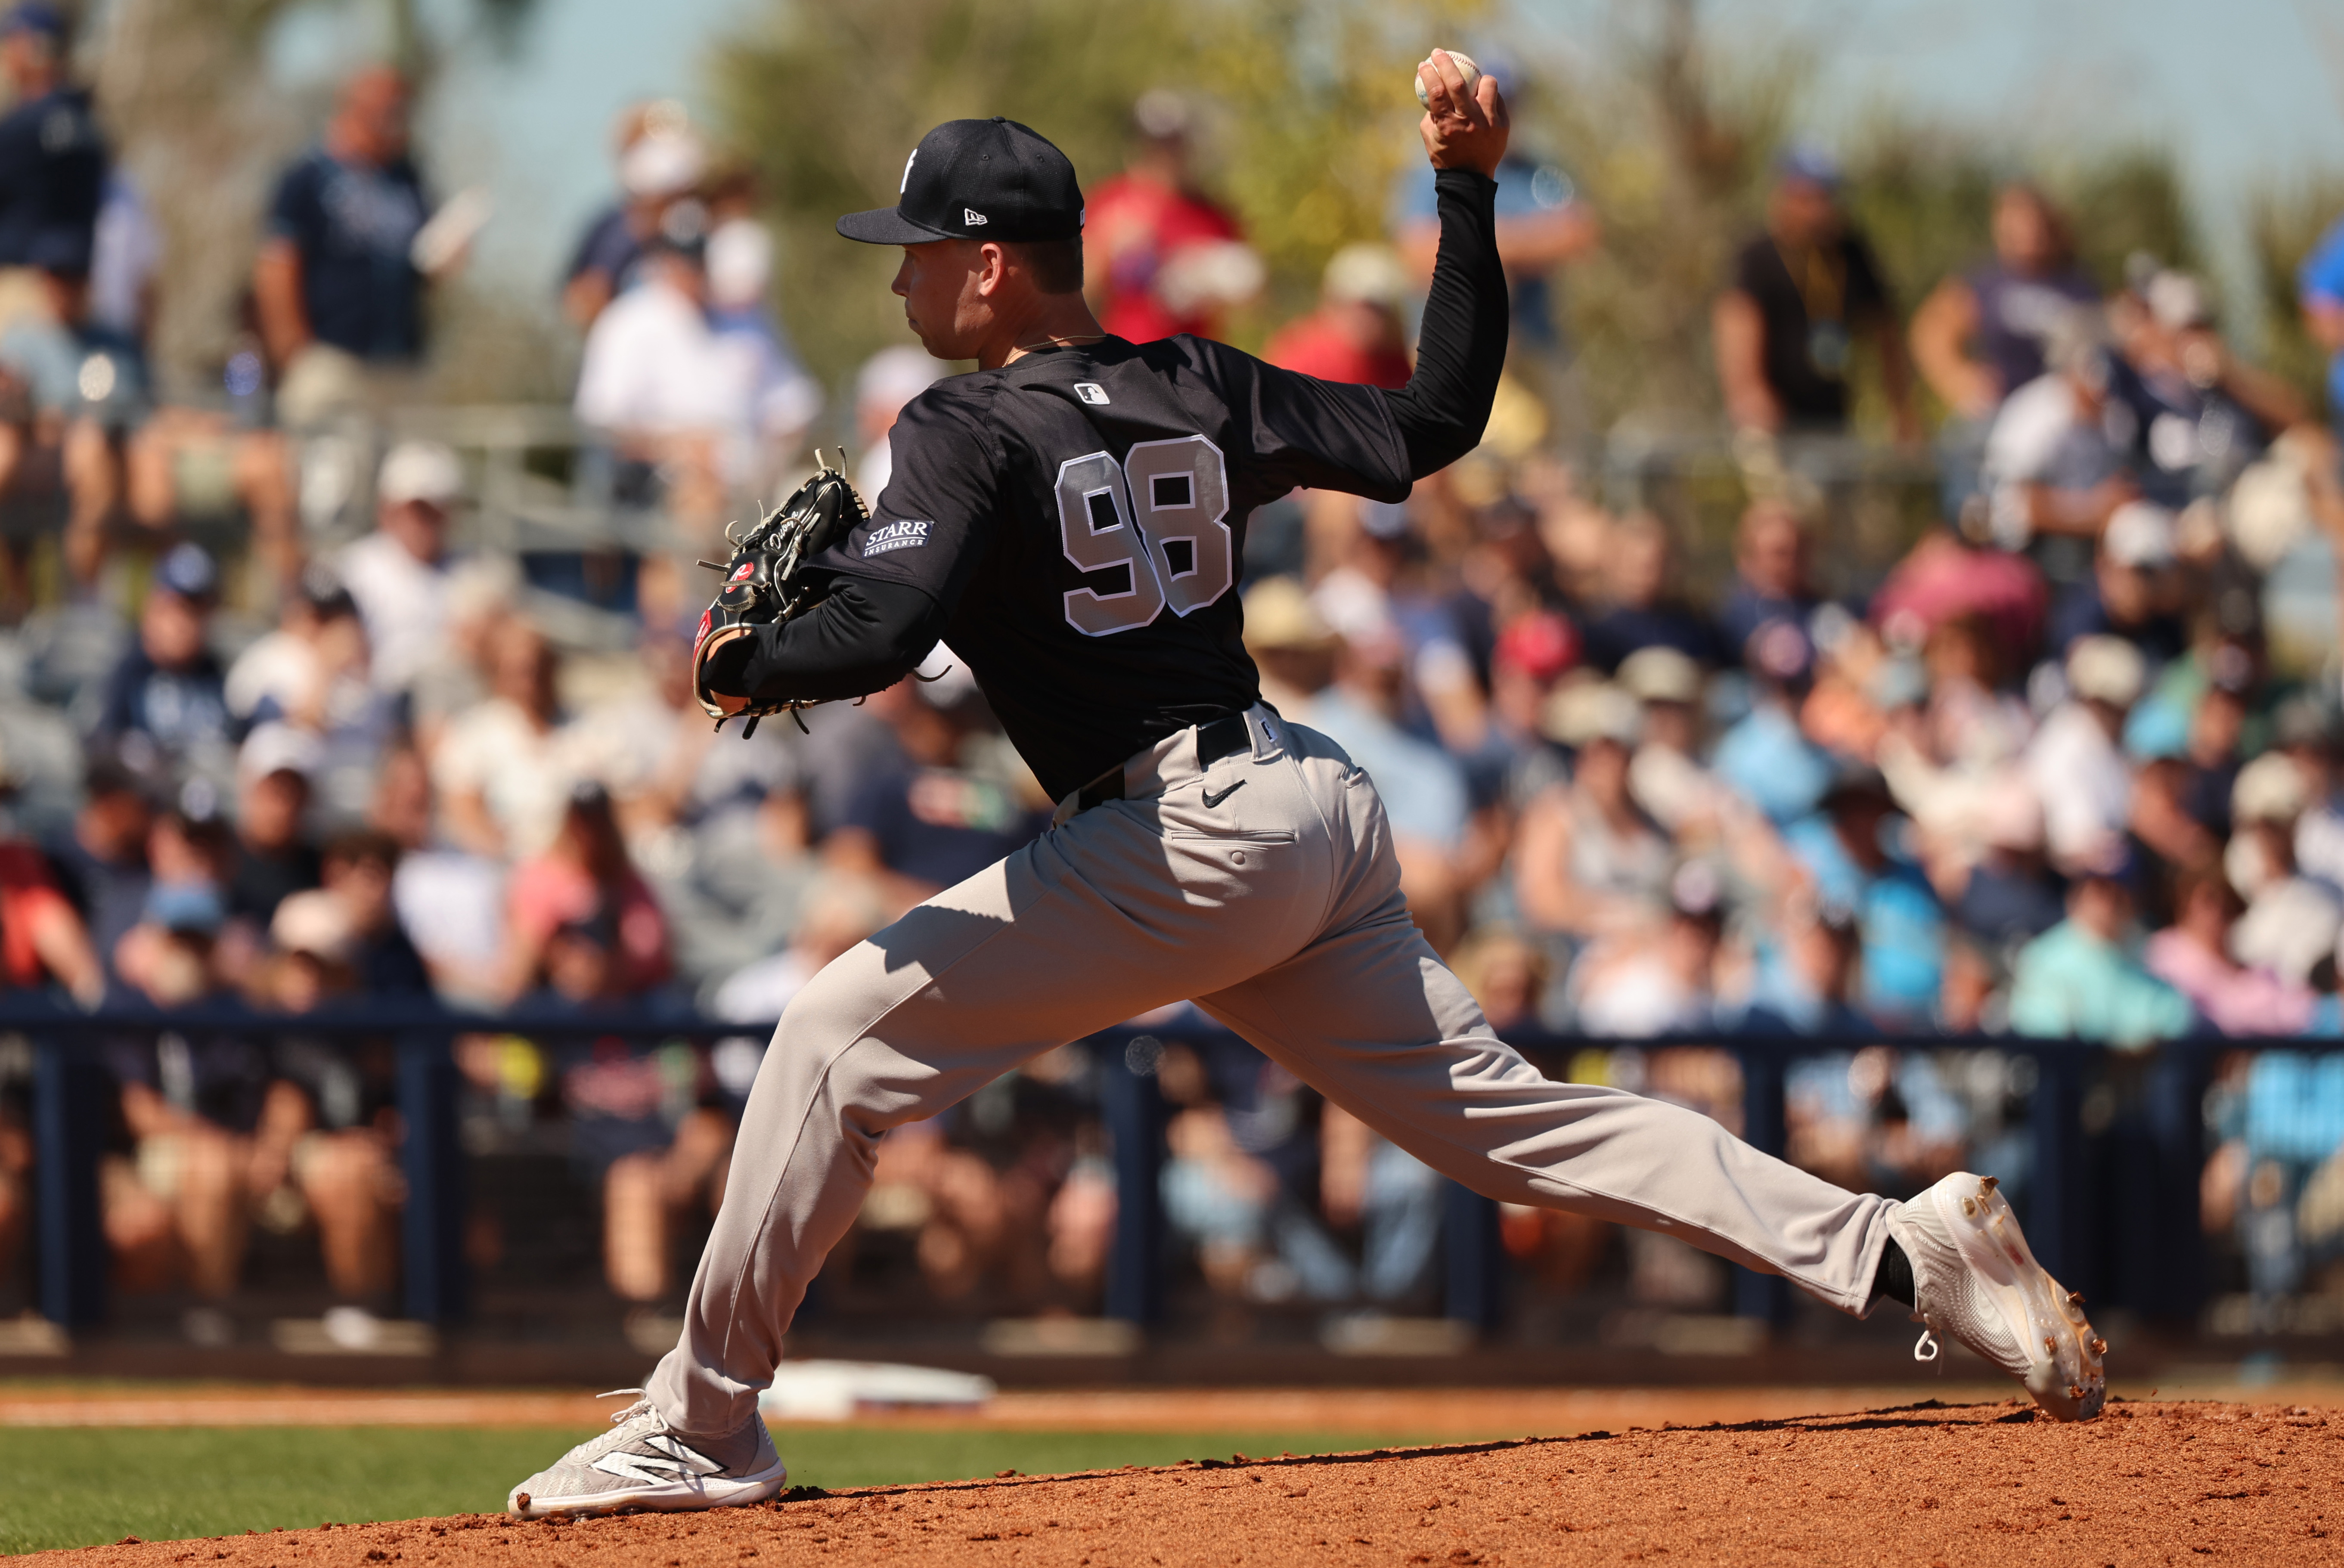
[{"xmin": 837, "ymin": 118, "xmax": 1083, "ymax": 246}]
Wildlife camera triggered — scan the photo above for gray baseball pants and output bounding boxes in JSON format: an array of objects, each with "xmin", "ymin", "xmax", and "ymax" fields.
[{"xmin": 648, "ymin": 706, "xmax": 1894, "ymax": 1440}]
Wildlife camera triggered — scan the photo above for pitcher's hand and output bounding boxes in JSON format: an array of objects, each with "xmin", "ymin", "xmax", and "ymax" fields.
[{"xmin": 1418, "ymin": 50, "xmax": 1509, "ymax": 177}]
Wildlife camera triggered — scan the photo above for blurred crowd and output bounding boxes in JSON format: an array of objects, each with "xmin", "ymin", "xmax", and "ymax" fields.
[{"xmin": 3, "ymin": 34, "xmax": 2344, "ymax": 1334}]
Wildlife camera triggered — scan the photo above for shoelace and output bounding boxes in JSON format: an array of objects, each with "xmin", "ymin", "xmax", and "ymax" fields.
[
  {"xmin": 1913, "ymin": 1326, "xmax": 1941, "ymax": 1363},
  {"xmin": 597, "ymin": 1388, "xmax": 653, "ymax": 1425}
]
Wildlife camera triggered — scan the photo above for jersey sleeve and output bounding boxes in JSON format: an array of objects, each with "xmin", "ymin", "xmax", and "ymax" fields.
[
  {"xmin": 815, "ymin": 382, "xmax": 1001, "ymax": 616},
  {"xmin": 1198, "ymin": 340, "xmax": 1414, "ymax": 503}
]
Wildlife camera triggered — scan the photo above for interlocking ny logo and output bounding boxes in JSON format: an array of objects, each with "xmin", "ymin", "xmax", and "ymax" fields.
[{"xmin": 964, "ymin": 208, "xmax": 989, "ymax": 226}]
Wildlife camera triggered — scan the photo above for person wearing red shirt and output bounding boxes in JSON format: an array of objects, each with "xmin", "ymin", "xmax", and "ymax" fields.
[
  {"xmin": 1265, "ymin": 242, "xmax": 1415, "ymax": 390},
  {"xmin": 1083, "ymin": 91, "xmax": 1258, "ymax": 343}
]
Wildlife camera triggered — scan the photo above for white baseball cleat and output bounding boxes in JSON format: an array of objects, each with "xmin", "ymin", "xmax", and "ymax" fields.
[
  {"xmin": 1885, "ymin": 1170, "xmax": 2107, "ymax": 1422},
  {"xmin": 507, "ymin": 1391, "xmax": 787, "ymax": 1518}
]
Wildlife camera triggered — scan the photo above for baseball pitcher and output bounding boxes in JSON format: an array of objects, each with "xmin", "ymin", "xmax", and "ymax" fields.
[{"xmin": 508, "ymin": 52, "xmax": 2104, "ymax": 1519}]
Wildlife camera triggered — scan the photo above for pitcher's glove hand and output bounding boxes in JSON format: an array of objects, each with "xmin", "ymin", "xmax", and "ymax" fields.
[{"xmin": 691, "ymin": 451, "xmax": 868, "ymax": 734}]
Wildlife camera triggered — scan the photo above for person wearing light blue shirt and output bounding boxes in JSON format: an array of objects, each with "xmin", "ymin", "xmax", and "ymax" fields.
[{"xmin": 2298, "ymin": 213, "xmax": 2344, "ymax": 431}]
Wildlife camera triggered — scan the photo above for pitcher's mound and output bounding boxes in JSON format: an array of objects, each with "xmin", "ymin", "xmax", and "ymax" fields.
[{"xmin": 28, "ymin": 1399, "xmax": 2339, "ymax": 1566}]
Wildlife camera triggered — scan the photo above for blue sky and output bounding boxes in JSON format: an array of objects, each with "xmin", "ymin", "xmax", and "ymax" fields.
[{"xmin": 273, "ymin": 0, "xmax": 2344, "ymax": 328}]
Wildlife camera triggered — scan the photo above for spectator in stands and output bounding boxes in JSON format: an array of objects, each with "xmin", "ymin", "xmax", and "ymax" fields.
[
  {"xmin": 256, "ymin": 65, "xmax": 462, "ymax": 426},
  {"xmin": 1238, "ymin": 576, "xmax": 1339, "ymax": 717},
  {"xmin": 95, "ymin": 542, "xmax": 233, "ymax": 796},
  {"xmin": 572, "ymin": 202, "xmax": 731, "ymax": 448},
  {"xmin": 2113, "ymin": 267, "xmax": 2305, "ymax": 508},
  {"xmin": 601, "ymin": 1079, "xmax": 734, "ymax": 1305},
  {"xmin": 310, "ymin": 830, "xmax": 429, "ymax": 995},
  {"xmin": 561, "ymin": 101, "xmax": 701, "ymax": 330},
  {"xmin": 338, "ymin": 441, "xmax": 463, "ymax": 696},
  {"xmin": 431, "ymin": 618, "xmax": 587, "ymax": 861},
  {"xmin": 0, "ymin": 3, "xmax": 101, "ymax": 301},
  {"xmin": 1978, "ymin": 305, "xmax": 2139, "ymax": 575},
  {"xmin": 711, "ymin": 872, "xmax": 889, "ymax": 1026},
  {"xmin": 1783, "ymin": 772, "xmax": 1946, "ymax": 1026},
  {"xmin": 223, "ymin": 728, "xmax": 320, "ymax": 933},
  {"xmin": 829, "ymin": 681, "xmax": 1051, "ymax": 911},
  {"xmin": 1566, "ymin": 861, "xmax": 1727, "ymax": 1036},
  {"xmin": 704, "ymin": 210, "xmax": 822, "ymax": 490},
  {"xmin": 1264, "ymin": 244, "xmax": 1414, "ymax": 390},
  {"xmin": 1084, "ymin": 90, "xmax": 1260, "ymax": 344},
  {"xmin": 1713, "ymin": 498, "xmax": 1818, "ymax": 665},
  {"xmin": 0, "ymin": 808, "xmax": 99, "ymax": 1006},
  {"xmin": 2147, "ymin": 866, "xmax": 2317, "ymax": 1037},
  {"xmin": 851, "ymin": 345, "xmax": 944, "ymax": 502},
  {"xmin": 2025, "ymin": 634, "xmax": 2144, "ymax": 876},
  {"xmin": 1514, "ymin": 682, "xmax": 1672, "ymax": 941},
  {"xmin": 49, "ymin": 756, "xmax": 151, "ymax": 977},
  {"xmin": 1738, "ymin": 899, "xmax": 1870, "ymax": 1035},
  {"xmin": 2044, "ymin": 499, "xmax": 2188, "ymax": 663},
  {"xmin": 1390, "ymin": 57, "xmax": 1598, "ymax": 371},
  {"xmin": 1714, "ymin": 146, "xmax": 1916, "ymax": 440},
  {"xmin": 1303, "ymin": 620, "xmax": 1474, "ymax": 948},
  {"xmin": 572, "ymin": 205, "xmax": 729, "ymax": 618},
  {"xmin": 2300, "ymin": 209, "xmax": 2344, "ymax": 436},
  {"xmin": 1910, "ymin": 183, "xmax": 2099, "ymax": 422},
  {"xmin": 1578, "ymin": 511, "xmax": 1723, "ymax": 672},
  {"xmin": 502, "ymin": 781, "xmax": 671, "ymax": 1003},
  {"xmin": 0, "ymin": 3, "xmax": 118, "ymax": 598},
  {"xmin": 2226, "ymin": 752, "xmax": 2343, "ymax": 991},
  {"xmin": 2007, "ymin": 865, "xmax": 2190, "ymax": 1046}
]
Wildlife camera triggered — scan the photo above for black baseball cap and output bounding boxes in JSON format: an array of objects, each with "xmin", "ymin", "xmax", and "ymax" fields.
[{"xmin": 837, "ymin": 117, "xmax": 1083, "ymax": 246}]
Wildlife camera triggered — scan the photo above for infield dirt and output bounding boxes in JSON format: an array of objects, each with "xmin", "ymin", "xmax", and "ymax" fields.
[{"xmin": 22, "ymin": 1398, "xmax": 2338, "ymax": 1566}]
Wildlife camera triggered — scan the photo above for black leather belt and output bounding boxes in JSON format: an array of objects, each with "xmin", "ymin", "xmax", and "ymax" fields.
[{"xmin": 1073, "ymin": 713, "xmax": 1251, "ymax": 815}]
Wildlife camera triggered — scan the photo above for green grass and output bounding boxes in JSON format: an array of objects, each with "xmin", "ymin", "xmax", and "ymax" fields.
[{"xmin": 0, "ymin": 1425, "xmax": 1436, "ymax": 1554}]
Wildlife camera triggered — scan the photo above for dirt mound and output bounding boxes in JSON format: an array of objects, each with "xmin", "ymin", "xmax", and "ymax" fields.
[{"xmin": 27, "ymin": 1400, "xmax": 2338, "ymax": 1566}]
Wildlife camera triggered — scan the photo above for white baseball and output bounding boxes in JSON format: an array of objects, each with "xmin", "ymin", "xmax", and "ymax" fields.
[{"xmin": 1415, "ymin": 50, "xmax": 1481, "ymax": 109}]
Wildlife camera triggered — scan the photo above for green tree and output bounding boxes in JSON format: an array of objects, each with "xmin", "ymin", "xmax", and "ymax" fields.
[{"xmin": 710, "ymin": 0, "xmax": 1468, "ymax": 395}]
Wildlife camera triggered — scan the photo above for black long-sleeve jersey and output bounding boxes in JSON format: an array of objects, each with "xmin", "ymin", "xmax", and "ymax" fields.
[{"xmin": 714, "ymin": 167, "xmax": 1507, "ymax": 803}]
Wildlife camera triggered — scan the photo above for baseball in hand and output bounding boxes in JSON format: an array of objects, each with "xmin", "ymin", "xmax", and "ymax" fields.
[{"xmin": 1415, "ymin": 50, "xmax": 1481, "ymax": 108}]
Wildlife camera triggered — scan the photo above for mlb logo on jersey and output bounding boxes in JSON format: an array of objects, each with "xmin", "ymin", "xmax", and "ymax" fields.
[
  {"xmin": 1073, "ymin": 383, "xmax": 1110, "ymax": 406},
  {"xmin": 864, "ymin": 519, "xmax": 933, "ymax": 557}
]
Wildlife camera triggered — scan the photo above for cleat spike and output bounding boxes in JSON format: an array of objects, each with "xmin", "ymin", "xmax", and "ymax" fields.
[
  {"xmin": 2088, "ymin": 1337, "xmax": 2107, "ymax": 1356},
  {"xmin": 2068, "ymin": 1290, "xmax": 2085, "ymax": 1305},
  {"xmin": 1979, "ymin": 1175, "xmax": 2000, "ymax": 1192}
]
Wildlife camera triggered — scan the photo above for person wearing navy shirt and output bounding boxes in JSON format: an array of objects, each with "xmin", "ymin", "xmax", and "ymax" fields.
[
  {"xmin": 96, "ymin": 542, "xmax": 234, "ymax": 785},
  {"xmin": 0, "ymin": 3, "xmax": 103, "ymax": 283},
  {"xmin": 255, "ymin": 65, "xmax": 434, "ymax": 376}
]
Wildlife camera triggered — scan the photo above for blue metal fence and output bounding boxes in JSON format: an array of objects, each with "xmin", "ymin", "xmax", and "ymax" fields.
[{"xmin": 0, "ymin": 996, "xmax": 2305, "ymax": 1335}]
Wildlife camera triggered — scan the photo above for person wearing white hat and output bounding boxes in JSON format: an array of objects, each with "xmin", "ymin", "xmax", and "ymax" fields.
[
  {"xmin": 1263, "ymin": 242, "xmax": 1416, "ymax": 390},
  {"xmin": 2022, "ymin": 634, "xmax": 2144, "ymax": 876},
  {"xmin": 563, "ymin": 101, "xmax": 701, "ymax": 330},
  {"xmin": 2047, "ymin": 498, "xmax": 2186, "ymax": 664},
  {"xmin": 337, "ymin": 439, "xmax": 464, "ymax": 695}
]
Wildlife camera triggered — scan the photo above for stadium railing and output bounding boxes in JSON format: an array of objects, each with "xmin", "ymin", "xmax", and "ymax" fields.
[{"xmin": 9, "ymin": 999, "xmax": 2273, "ymax": 1338}]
